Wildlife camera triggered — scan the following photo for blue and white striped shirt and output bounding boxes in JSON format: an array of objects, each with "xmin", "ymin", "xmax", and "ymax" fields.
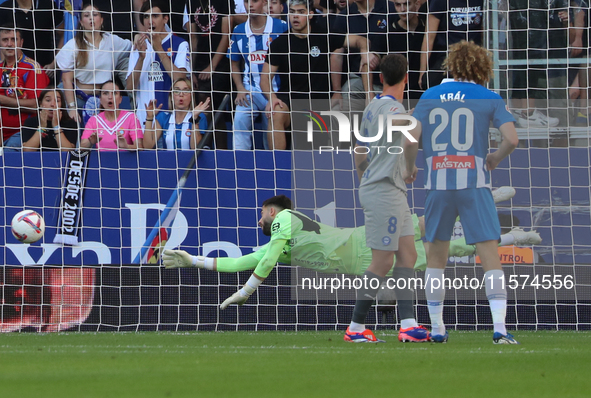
[
  {"xmin": 413, "ymin": 79, "xmax": 515, "ymax": 190},
  {"xmin": 228, "ymin": 16, "xmax": 287, "ymax": 91}
]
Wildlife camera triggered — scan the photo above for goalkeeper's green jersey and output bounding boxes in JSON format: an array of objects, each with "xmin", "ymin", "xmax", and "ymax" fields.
[
  {"xmin": 218, "ymin": 210, "xmax": 428, "ymax": 276},
  {"xmin": 215, "ymin": 210, "xmax": 481, "ymax": 275},
  {"xmin": 263, "ymin": 209, "xmax": 359, "ymax": 274}
]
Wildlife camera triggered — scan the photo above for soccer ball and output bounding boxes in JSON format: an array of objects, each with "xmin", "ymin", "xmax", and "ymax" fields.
[{"xmin": 11, "ymin": 210, "xmax": 45, "ymax": 243}]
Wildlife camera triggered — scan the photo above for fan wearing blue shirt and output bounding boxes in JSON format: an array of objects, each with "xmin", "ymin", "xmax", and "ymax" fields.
[
  {"xmin": 143, "ymin": 77, "xmax": 210, "ymax": 150},
  {"xmin": 405, "ymin": 41, "xmax": 520, "ymax": 345},
  {"xmin": 228, "ymin": 0, "xmax": 288, "ymax": 150}
]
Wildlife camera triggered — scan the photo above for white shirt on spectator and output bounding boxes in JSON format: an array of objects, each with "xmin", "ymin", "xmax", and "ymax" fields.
[{"xmin": 56, "ymin": 32, "xmax": 132, "ymax": 86}]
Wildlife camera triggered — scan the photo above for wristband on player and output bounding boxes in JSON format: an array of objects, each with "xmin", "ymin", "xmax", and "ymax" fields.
[
  {"xmin": 69, "ymin": 102, "xmax": 76, "ymax": 108},
  {"xmin": 239, "ymin": 274, "xmax": 263, "ymax": 297},
  {"xmin": 191, "ymin": 255, "xmax": 214, "ymax": 270}
]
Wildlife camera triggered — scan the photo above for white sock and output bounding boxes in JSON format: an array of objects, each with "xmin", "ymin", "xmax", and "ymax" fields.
[
  {"xmin": 499, "ymin": 233, "xmax": 515, "ymax": 246},
  {"xmin": 425, "ymin": 268, "xmax": 446, "ymax": 335},
  {"xmin": 491, "ymin": 304, "xmax": 508, "ymax": 335},
  {"xmin": 400, "ymin": 318, "xmax": 418, "ymax": 329},
  {"xmin": 485, "ymin": 269, "xmax": 507, "ymax": 335},
  {"xmin": 349, "ymin": 321, "xmax": 365, "ymax": 333}
]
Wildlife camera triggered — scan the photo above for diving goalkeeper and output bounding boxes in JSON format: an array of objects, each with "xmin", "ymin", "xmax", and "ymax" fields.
[{"xmin": 162, "ymin": 191, "xmax": 540, "ymax": 307}]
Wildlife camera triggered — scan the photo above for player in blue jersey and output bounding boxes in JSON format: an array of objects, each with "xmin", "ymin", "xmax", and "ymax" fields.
[
  {"xmin": 405, "ymin": 41, "xmax": 520, "ymax": 344},
  {"xmin": 126, "ymin": 0, "xmax": 191, "ymax": 126},
  {"xmin": 228, "ymin": 0, "xmax": 288, "ymax": 150}
]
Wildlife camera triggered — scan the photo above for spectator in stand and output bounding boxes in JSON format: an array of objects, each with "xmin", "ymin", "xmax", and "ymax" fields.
[
  {"xmin": 132, "ymin": 0, "xmax": 147, "ymax": 33},
  {"xmin": 418, "ymin": 0, "xmax": 484, "ymax": 89},
  {"xmin": 0, "ymin": 0, "xmax": 64, "ymax": 80},
  {"xmin": 261, "ymin": 0, "xmax": 370, "ymax": 149},
  {"xmin": 311, "ymin": 0, "xmax": 355, "ymax": 30},
  {"xmin": 126, "ymin": 0, "xmax": 190, "ymax": 127},
  {"xmin": 269, "ymin": 0, "xmax": 286, "ymax": 19},
  {"xmin": 310, "ymin": 0, "xmax": 355, "ymax": 106},
  {"xmin": 331, "ymin": 0, "xmax": 392, "ymax": 121},
  {"xmin": 389, "ymin": 0, "xmax": 425, "ymax": 107},
  {"xmin": 56, "ymin": 0, "xmax": 86, "ymax": 48},
  {"xmin": 58, "ymin": 0, "xmax": 141, "ymax": 62},
  {"xmin": 80, "ymin": 80, "xmax": 143, "ymax": 150},
  {"xmin": 183, "ymin": 0, "xmax": 235, "ymax": 149},
  {"xmin": 509, "ymin": 0, "xmax": 582, "ymax": 129},
  {"xmin": 56, "ymin": 2, "xmax": 132, "ymax": 125},
  {"xmin": 561, "ymin": 0, "xmax": 588, "ymax": 125},
  {"xmin": 143, "ymin": 77, "xmax": 210, "ymax": 150},
  {"xmin": 0, "ymin": 24, "xmax": 50, "ymax": 146},
  {"xmin": 228, "ymin": 0, "xmax": 288, "ymax": 150},
  {"xmin": 310, "ymin": 0, "xmax": 345, "ymax": 31},
  {"xmin": 22, "ymin": 86, "xmax": 78, "ymax": 151},
  {"xmin": 183, "ymin": 0, "xmax": 235, "ymax": 100},
  {"xmin": 132, "ymin": 0, "xmax": 189, "ymax": 39},
  {"xmin": 508, "ymin": 0, "xmax": 571, "ymax": 129},
  {"xmin": 333, "ymin": 0, "xmax": 354, "ymax": 12}
]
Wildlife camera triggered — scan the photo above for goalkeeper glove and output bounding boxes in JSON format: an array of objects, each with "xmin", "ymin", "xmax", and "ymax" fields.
[
  {"xmin": 220, "ymin": 274, "xmax": 262, "ymax": 310},
  {"xmin": 162, "ymin": 249, "xmax": 209, "ymax": 269}
]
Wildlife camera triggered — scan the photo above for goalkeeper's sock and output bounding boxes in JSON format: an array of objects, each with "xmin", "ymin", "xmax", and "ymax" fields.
[
  {"xmin": 499, "ymin": 233, "xmax": 515, "ymax": 246},
  {"xmin": 392, "ymin": 267, "xmax": 417, "ymax": 324},
  {"xmin": 485, "ymin": 269, "xmax": 508, "ymax": 336},
  {"xmin": 425, "ymin": 268, "xmax": 446, "ymax": 336},
  {"xmin": 350, "ymin": 270, "xmax": 384, "ymax": 326}
]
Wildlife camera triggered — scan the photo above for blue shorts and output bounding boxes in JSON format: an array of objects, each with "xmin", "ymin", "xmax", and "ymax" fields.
[{"xmin": 425, "ymin": 188, "xmax": 500, "ymax": 245}]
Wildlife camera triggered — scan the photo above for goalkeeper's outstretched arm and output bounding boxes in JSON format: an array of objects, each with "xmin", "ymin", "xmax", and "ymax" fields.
[
  {"xmin": 162, "ymin": 239, "xmax": 287, "ymax": 309},
  {"xmin": 162, "ymin": 250, "xmax": 262, "ymax": 272}
]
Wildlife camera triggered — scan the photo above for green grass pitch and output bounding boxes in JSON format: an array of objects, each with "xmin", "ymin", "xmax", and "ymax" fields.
[{"xmin": 1, "ymin": 331, "xmax": 589, "ymax": 398}]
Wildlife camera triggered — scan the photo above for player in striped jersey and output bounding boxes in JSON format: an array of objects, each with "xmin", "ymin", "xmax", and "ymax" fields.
[
  {"xmin": 405, "ymin": 41, "xmax": 520, "ymax": 344},
  {"xmin": 228, "ymin": 0, "xmax": 288, "ymax": 149}
]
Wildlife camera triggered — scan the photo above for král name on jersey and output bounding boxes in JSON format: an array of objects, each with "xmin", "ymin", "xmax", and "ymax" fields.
[{"xmin": 432, "ymin": 155, "xmax": 475, "ymax": 170}]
